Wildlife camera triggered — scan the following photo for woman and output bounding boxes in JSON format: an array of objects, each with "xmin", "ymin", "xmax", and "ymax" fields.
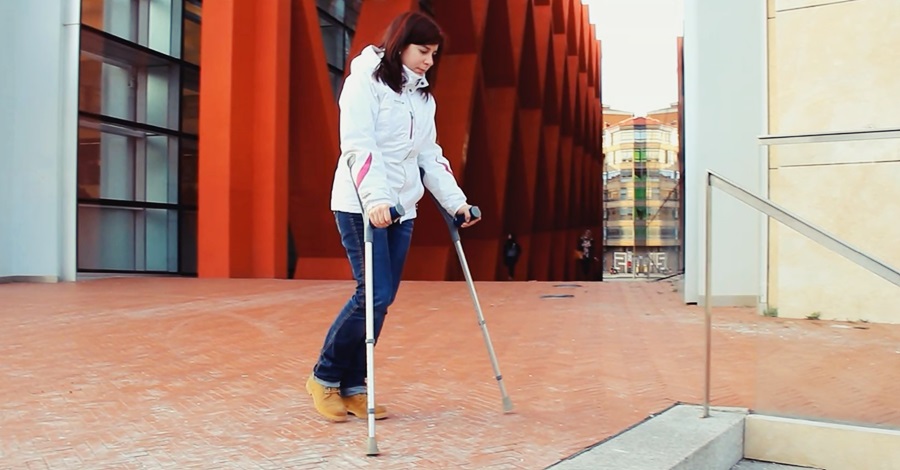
[{"xmin": 307, "ymin": 11, "xmax": 480, "ymax": 422}]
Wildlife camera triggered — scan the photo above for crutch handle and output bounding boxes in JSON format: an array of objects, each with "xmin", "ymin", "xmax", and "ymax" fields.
[
  {"xmin": 389, "ymin": 205, "xmax": 405, "ymax": 223},
  {"xmin": 454, "ymin": 205, "xmax": 481, "ymax": 227},
  {"xmin": 365, "ymin": 205, "xmax": 405, "ymax": 241}
]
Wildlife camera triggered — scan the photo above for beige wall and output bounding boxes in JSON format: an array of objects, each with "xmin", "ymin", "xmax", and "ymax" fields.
[{"xmin": 767, "ymin": 0, "xmax": 900, "ymax": 323}]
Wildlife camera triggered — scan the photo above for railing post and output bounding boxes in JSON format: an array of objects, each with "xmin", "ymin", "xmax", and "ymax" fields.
[{"xmin": 703, "ymin": 172, "xmax": 712, "ymax": 418}]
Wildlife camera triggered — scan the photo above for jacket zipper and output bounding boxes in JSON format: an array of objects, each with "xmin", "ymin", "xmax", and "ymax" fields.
[{"xmin": 409, "ymin": 110, "xmax": 414, "ymax": 139}]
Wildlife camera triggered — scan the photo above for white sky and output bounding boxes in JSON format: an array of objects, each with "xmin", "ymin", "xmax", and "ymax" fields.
[{"xmin": 581, "ymin": 0, "xmax": 684, "ymax": 116}]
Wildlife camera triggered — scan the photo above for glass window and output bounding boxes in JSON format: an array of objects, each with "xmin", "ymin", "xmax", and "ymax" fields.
[
  {"xmin": 184, "ymin": 0, "xmax": 201, "ymax": 17},
  {"xmin": 183, "ymin": 1, "xmax": 201, "ymax": 65},
  {"xmin": 606, "ymin": 227, "xmax": 633, "ymax": 239},
  {"xmin": 319, "ymin": 13, "xmax": 347, "ymax": 69},
  {"xmin": 329, "ymin": 69, "xmax": 344, "ymax": 98},
  {"xmin": 78, "ymin": 125, "xmax": 134, "ymax": 201},
  {"xmin": 78, "ymin": 117, "xmax": 178, "ymax": 204},
  {"xmin": 82, "ymin": 0, "xmax": 182, "ymax": 55},
  {"xmin": 148, "ymin": 0, "xmax": 178, "ymax": 55},
  {"xmin": 79, "ymin": 51, "xmax": 137, "ymax": 123},
  {"xmin": 634, "ymin": 148, "xmax": 646, "ymax": 162},
  {"xmin": 179, "ymin": 138, "xmax": 198, "ymax": 206},
  {"xmin": 317, "ymin": 0, "xmax": 362, "ymax": 24},
  {"xmin": 181, "ymin": 68, "xmax": 199, "ymax": 135},
  {"xmin": 80, "ymin": 29, "xmax": 181, "ymax": 130},
  {"xmin": 78, "ymin": 0, "xmax": 198, "ymax": 275},
  {"xmin": 179, "ymin": 210, "xmax": 198, "ymax": 273},
  {"xmin": 82, "ymin": 0, "xmax": 139, "ymax": 42},
  {"xmin": 77, "ymin": 205, "xmax": 179, "ymax": 272},
  {"xmin": 636, "ymin": 207, "xmax": 648, "ymax": 220},
  {"xmin": 318, "ymin": 3, "xmax": 359, "ymax": 100}
]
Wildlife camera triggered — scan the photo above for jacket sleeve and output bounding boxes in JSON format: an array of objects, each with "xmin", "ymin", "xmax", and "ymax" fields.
[
  {"xmin": 339, "ymin": 70, "xmax": 392, "ymax": 212},
  {"xmin": 417, "ymin": 106, "xmax": 468, "ymax": 216}
]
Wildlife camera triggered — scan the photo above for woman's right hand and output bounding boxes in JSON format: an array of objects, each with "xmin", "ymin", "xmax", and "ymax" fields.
[
  {"xmin": 456, "ymin": 205, "xmax": 481, "ymax": 228},
  {"xmin": 368, "ymin": 203, "xmax": 394, "ymax": 228}
]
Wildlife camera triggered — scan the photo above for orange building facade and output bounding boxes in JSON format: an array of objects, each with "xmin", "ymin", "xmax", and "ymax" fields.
[{"xmin": 198, "ymin": 0, "xmax": 604, "ymax": 282}]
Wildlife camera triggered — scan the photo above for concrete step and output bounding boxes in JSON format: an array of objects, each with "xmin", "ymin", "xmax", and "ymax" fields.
[{"xmin": 549, "ymin": 404, "xmax": 747, "ymax": 470}]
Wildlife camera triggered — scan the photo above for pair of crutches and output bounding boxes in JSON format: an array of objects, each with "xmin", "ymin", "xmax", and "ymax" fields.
[{"xmin": 346, "ymin": 158, "xmax": 512, "ymax": 456}]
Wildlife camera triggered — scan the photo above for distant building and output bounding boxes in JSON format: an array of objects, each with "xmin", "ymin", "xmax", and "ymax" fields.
[
  {"xmin": 647, "ymin": 103, "xmax": 679, "ymax": 128},
  {"xmin": 602, "ymin": 114, "xmax": 681, "ymax": 275},
  {"xmin": 602, "ymin": 105, "xmax": 634, "ymax": 128}
]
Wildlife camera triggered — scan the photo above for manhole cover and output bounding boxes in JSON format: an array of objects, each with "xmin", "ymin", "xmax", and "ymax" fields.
[
  {"xmin": 540, "ymin": 294, "xmax": 575, "ymax": 299},
  {"xmin": 553, "ymin": 283, "xmax": 582, "ymax": 288}
]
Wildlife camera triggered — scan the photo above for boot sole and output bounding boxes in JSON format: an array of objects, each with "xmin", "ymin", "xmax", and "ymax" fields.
[
  {"xmin": 347, "ymin": 409, "xmax": 388, "ymax": 420},
  {"xmin": 305, "ymin": 380, "xmax": 348, "ymax": 423}
]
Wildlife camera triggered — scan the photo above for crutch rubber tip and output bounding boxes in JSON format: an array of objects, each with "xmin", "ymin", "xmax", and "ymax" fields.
[
  {"xmin": 502, "ymin": 397, "xmax": 514, "ymax": 413},
  {"xmin": 366, "ymin": 438, "xmax": 380, "ymax": 456}
]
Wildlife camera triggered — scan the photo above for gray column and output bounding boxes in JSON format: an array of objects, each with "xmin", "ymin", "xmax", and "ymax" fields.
[{"xmin": 0, "ymin": 0, "xmax": 80, "ymax": 282}]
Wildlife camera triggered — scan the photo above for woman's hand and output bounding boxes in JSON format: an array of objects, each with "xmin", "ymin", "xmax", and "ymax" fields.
[
  {"xmin": 368, "ymin": 204, "xmax": 394, "ymax": 228},
  {"xmin": 456, "ymin": 205, "xmax": 481, "ymax": 228}
]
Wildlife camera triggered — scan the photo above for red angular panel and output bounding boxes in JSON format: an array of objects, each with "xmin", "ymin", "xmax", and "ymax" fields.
[
  {"xmin": 199, "ymin": 0, "xmax": 290, "ymax": 279},
  {"xmin": 201, "ymin": 0, "xmax": 605, "ymax": 281}
]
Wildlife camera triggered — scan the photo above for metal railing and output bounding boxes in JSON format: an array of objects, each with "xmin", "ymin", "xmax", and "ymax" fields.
[
  {"xmin": 758, "ymin": 127, "xmax": 900, "ymax": 145},
  {"xmin": 701, "ymin": 127, "xmax": 900, "ymax": 417},
  {"xmin": 702, "ymin": 171, "xmax": 900, "ymax": 417}
]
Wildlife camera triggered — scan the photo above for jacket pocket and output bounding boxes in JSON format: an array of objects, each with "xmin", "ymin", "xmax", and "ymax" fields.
[{"xmin": 377, "ymin": 98, "xmax": 412, "ymax": 140}]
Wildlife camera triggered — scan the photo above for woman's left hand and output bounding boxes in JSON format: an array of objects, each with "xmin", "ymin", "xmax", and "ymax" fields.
[{"xmin": 456, "ymin": 205, "xmax": 481, "ymax": 228}]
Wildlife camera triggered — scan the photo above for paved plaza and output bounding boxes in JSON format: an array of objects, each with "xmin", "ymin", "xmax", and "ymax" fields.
[{"xmin": 1, "ymin": 278, "xmax": 898, "ymax": 469}]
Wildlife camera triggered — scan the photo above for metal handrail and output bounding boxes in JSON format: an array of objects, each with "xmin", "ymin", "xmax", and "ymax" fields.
[
  {"xmin": 758, "ymin": 127, "xmax": 900, "ymax": 145},
  {"xmin": 701, "ymin": 170, "xmax": 900, "ymax": 418}
]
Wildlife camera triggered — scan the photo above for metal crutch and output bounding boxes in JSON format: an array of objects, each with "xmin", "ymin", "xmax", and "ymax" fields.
[
  {"xmin": 346, "ymin": 156, "xmax": 403, "ymax": 456},
  {"xmin": 434, "ymin": 200, "xmax": 514, "ymax": 413}
]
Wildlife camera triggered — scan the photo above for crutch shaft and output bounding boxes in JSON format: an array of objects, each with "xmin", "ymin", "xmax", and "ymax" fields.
[
  {"xmin": 363, "ymin": 218, "xmax": 380, "ymax": 455},
  {"xmin": 421, "ymin": 171, "xmax": 512, "ymax": 411},
  {"xmin": 452, "ymin": 240, "xmax": 513, "ymax": 412}
]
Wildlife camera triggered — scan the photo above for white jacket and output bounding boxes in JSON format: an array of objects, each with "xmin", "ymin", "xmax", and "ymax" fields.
[{"xmin": 330, "ymin": 45, "xmax": 467, "ymax": 221}]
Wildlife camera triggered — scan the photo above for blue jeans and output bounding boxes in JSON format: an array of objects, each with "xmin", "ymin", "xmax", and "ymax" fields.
[{"xmin": 313, "ymin": 211, "xmax": 414, "ymax": 396}]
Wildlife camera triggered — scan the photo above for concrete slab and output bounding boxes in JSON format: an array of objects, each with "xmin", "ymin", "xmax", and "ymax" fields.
[{"xmin": 550, "ymin": 405, "xmax": 747, "ymax": 470}]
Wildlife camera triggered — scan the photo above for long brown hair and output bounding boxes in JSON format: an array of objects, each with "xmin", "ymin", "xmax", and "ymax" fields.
[{"xmin": 374, "ymin": 11, "xmax": 445, "ymax": 97}]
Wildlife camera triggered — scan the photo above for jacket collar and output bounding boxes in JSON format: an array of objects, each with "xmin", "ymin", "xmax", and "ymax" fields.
[{"xmin": 402, "ymin": 65, "xmax": 429, "ymax": 93}]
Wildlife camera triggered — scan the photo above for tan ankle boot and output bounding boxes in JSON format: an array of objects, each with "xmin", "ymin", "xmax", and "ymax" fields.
[
  {"xmin": 342, "ymin": 394, "xmax": 388, "ymax": 420},
  {"xmin": 306, "ymin": 375, "xmax": 347, "ymax": 422}
]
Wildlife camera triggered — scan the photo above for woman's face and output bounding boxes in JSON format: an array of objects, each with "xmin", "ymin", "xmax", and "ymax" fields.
[{"xmin": 401, "ymin": 43, "xmax": 439, "ymax": 76}]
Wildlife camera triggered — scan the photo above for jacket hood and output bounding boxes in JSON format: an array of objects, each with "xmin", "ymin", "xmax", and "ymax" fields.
[
  {"xmin": 350, "ymin": 45, "xmax": 430, "ymax": 92},
  {"xmin": 349, "ymin": 45, "xmax": 383, "ymax": 74}
]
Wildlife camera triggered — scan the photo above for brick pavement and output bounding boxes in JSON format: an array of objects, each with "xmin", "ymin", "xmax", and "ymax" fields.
[{"xmin": 0, "ymin": 278, "xmax": 898, "ymax": 469}]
